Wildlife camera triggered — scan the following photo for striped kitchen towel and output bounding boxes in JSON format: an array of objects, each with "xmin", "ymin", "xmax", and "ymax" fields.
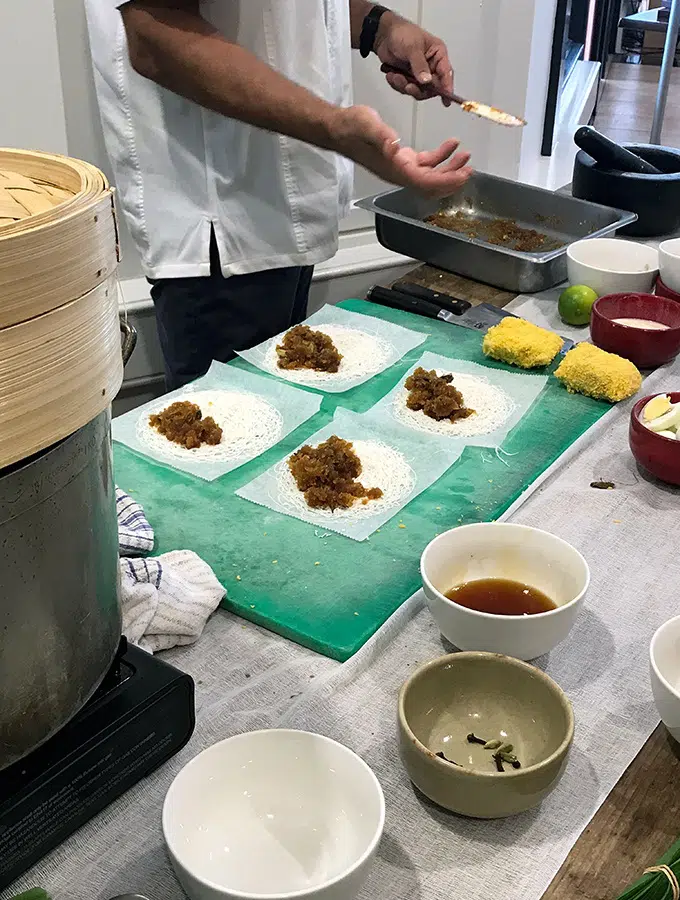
[
  {"xmin": 119, "ymin": 551, "xmax": 226, "ymax": 653},
  {"xmin": 117, "ymin": 488, "xmax": 154, "ymax": 557}
]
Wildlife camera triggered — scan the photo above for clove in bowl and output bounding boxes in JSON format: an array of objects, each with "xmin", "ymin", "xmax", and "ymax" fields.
[{"xmin": 398, "ymin": 651, "xmax": 574, "ymax": 818}]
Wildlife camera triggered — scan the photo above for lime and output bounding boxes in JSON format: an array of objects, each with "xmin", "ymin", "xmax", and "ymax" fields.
[{"xmin": 558, "ymin": 285, "xmax": 598, "ymax": 326}]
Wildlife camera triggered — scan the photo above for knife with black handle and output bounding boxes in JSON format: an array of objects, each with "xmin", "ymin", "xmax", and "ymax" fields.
[
  {"xmin": 393, "ymin": 281, "xmax": 472, "ymax": 316},
  {"xmin": 366, "ymin": 286, "xmax": 576, "ymax": 354},
  {"xmin": 366, "ymin": 285, "xmax": 458, "ymax": 320}
]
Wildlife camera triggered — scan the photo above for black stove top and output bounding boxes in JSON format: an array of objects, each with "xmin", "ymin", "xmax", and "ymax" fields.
[{"xmin": 0, "ymin": 638, "xmax": 195, "ymax": 891}]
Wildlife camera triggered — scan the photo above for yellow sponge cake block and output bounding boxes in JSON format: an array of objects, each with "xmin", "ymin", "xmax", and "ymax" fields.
[
  {"xmin": 482, "ymin": 317, "xmax": 564, "ymax": 369},
  {"xmin": 554, "ymin": 342, "xmax": 641, "ymax": 402}
]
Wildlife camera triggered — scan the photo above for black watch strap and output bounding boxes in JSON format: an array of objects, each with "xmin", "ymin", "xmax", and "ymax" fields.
[{"xmin": 359, "ymin": 5, "xmax": 390, "ymax": 58}]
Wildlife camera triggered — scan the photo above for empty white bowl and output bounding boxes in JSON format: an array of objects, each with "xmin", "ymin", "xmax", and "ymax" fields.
[
  {"xmin": 659, "ymin": 238, "xmax": 680, "ymax": 295},
  {"xmin": 650, "ymin": 615, "xmax": 680, "ymax": 742},
  {"xmin": 163, "ymin": 730, "xmax": 385, "ymax": 900},
  {"xmin": 566, "ymin": 238, "xmax": 659, "ymax": 296},
  {"xmin": 421, "ymin": 523, "xmax": 590, "ymax": 661}
]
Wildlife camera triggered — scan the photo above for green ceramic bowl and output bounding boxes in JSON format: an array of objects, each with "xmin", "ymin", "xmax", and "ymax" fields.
[{"xmin": 398, "ymin": 652, "xmax": 574, "ymax": 818}]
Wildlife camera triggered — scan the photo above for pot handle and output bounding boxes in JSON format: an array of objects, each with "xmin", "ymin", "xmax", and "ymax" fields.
[{"xmin": 119, "ymin": 317, "xmax": 137, "ymax": 368}]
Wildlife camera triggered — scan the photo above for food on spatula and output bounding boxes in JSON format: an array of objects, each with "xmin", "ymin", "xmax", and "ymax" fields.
[
  {"xmin": 288, "ymin": 435, "xmax": 383, "ymax": 511},
  {"xmin": 483, "ymin": 317, "xmax": 564, "ymax": 368},
  {"xmin": 554, "ymin": 343, "xmax": 641, "ymax": 402},
  {"xmin": 276, "ymin": 324, "xmax": 342, "ymax": 372},
  {"xmin": 149, "ymin": 400, "xmax": 223, "ymax": 449},
  {"xmin": 405, "ymin": 367, "xmax": 475, "ymax": 422},
  {"xmin": 640, "ymin": 394, "xmax": 680, "ymax": 439}
]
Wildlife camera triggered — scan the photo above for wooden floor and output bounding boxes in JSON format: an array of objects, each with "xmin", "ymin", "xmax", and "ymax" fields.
[{"xmin": 594, "ymin": 61, "xmax": 680, "ymax": 148}]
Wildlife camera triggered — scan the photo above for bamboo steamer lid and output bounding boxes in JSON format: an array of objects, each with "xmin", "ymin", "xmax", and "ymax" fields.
[
  {"xmin": 0, "ymin": 275, "xmax": 123, "ymax": 470},
  {"xmin": 0, "ymin": 148, "xmax": 119, "ymax": 328}
]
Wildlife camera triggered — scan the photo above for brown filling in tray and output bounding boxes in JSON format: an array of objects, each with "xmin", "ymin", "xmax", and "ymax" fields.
[{"xmin": 425, "ymin": 210, "xmax": 564, "ymax": 253}]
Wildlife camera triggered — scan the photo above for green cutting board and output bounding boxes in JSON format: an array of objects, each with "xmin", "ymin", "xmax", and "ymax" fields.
[{"xmin": 113, "ymin": 300, "xmax": 609, "ymax": 661}]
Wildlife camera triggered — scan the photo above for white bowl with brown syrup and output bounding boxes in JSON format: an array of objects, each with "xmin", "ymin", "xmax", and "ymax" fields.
[{"xmin": 421, "ymin": 523, "xmax": 590, "ymax": 661}]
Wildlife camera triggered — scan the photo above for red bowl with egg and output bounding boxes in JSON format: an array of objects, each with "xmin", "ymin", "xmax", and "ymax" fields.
[
  {"xmin": 590, "ymin": 293, "xmax": 680, "ymax": 368},
  {"xmin": 656, "ymin": 276, "xmax": 680, "ymax": 304},
  {"xmin": 629, "ymin": 391, "xmax": 680, "ymax": 485}
]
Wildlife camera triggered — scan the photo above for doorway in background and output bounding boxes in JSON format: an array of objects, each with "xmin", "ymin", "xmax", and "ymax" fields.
[{"xmin": 593, "ymin": 0, "xmax": 680, "ymax": 146}]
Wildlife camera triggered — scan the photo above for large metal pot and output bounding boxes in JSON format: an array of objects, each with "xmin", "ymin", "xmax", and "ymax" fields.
[
  {"xmin": 0, "ymin": 410, "xmax": 121, "ymax": 770},
  {"xmin": 0, "ymin": 320, "xmax": 136, "ymax": 771}
]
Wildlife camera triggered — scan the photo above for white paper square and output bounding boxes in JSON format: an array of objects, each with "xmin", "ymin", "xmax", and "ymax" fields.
[
  {"xmin": 237, "ymin": 304, "xmax": 427, "ymax": 393},
  {"xmin": 112, "ymin": 361, "xmax": 322, "ymax": 481},
  {"xmin": 235, "ymin": 408, "xmax": 463, "ymax": 541},
  {"xmin": 370, "ymin": 351, "xmax": 549, "ymax": 448}
]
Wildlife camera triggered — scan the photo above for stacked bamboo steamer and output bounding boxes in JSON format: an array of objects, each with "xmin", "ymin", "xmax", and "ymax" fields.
[{"xmin": 0, "ymin": 148, "xmax": 123, "ymax": 470}]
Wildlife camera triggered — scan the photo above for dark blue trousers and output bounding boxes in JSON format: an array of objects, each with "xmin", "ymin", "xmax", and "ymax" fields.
[{"xmin": 150, "ymin": 235, "xmax": 313, "ymax": 390}]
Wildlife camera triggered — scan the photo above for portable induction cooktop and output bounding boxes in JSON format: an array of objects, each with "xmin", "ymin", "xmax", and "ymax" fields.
[{"xmin": 0, "ymin": 638, "xmax": 195, "ymax": 890}]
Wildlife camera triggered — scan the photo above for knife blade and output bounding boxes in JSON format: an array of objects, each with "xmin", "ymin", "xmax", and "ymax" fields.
[
  {"xmin": 440, "ymin": 303, "xmax": 575, "ymax": 354},
  {"xmin": 366, "ymin": 288, "xmax": 575, "ymax": 354}
]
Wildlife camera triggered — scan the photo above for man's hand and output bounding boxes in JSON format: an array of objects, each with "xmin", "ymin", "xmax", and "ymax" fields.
[
  {"xmin": 374, "ymin": 12, "xmax": 454, "ymax": 107},
  {"xmin": 332, "ymin": 106, "xmax": 472, "ymax": 198}
]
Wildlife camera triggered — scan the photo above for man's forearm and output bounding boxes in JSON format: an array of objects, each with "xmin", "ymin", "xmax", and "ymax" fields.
[{"xmin": 122, "ymin": 4, "xmax": 342, "ymax": 151}]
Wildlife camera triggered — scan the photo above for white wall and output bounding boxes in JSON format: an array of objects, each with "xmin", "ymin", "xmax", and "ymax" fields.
[
  {"xmin": 418, "ymin": 0, "xmax": 520, "ymax": 179},
  {"xmin": 0, "ymin": 0, "xmax": 68, "ymax": 154},
  {"xmin": 344, "ymin": 0, "xmax": 421, "ymax": 231},
  {"xmin": 519, "ymin": 0, "xmax": 559, "ymax": 182},
  {"xmin": 417, "ymin": 0, "xmax": 557, "ymax": 183},
  {"xmin": 52, "ymin": 0, "xmax": 143, "ymax": 279}
]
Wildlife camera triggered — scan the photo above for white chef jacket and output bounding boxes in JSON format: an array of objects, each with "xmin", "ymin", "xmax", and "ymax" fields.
[{"xmin": 85, "ymin": 0, "xmax": 354, "ymax": 279}]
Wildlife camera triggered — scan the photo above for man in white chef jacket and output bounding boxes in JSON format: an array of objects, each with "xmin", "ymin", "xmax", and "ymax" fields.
[{"xmin": 86, "ymin": 1, "xmax": 472, "ymax": 389}]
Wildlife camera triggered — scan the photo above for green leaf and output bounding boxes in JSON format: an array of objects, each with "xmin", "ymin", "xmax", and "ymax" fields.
[{"xmin": 9, "ymin": 889, "xmax": 50, "ymax": 900}]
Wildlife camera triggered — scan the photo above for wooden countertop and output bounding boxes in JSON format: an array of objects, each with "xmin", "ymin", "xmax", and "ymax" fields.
[
  {"xmin": 387, "ymin": 263, "xmax": 676, "ymax": 900},
  {"xmin": 391, "ymin": 263, "xmax": 516, "ymax": 309},
  {"xmin": 544, "ymin": 725, "xmax": 680, "ymax": 900}
]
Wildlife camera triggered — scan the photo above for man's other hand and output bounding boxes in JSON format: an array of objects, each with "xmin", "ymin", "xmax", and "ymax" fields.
[{"xmin": 332, "ymin": 105, "xmax": 472, "ymax": 198}]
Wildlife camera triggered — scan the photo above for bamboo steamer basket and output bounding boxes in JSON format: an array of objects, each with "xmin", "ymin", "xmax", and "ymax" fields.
[
  {"xmin": 0, "ymin": 148, "xmax": 123, "ymax": 469},
  {"xmin": 0, "ymin": 275, "xmax": 123, "ymax": 469},
  {"xmin": 0, "ymin": 148, "xmax": 119, "ymax": 328}
]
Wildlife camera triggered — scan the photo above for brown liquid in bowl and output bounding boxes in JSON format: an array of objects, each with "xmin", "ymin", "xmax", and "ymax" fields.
[{"xmin": 445, "ymin": 578, "xmax": 556, "ymax": 616}]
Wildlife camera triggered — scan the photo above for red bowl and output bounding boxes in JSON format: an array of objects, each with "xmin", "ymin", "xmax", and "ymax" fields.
[
  {"xmin": 630, "ymin": 391, "xmax": 680, "ymax": 486},
  {"xmin": 656, "ymin": 275, "xmax": 680, "ymax": 303},
  {"xmin": 590, "ymin": 293, "xmax": 680, "ymax": 368}
]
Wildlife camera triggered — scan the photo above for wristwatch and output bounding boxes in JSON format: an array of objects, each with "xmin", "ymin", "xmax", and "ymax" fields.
[{"xmin": 359, "ymin": 4, "xmax": 390, "ymax": 58}]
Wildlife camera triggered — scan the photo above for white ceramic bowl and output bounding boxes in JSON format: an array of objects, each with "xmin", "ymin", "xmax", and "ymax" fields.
[
  {"xmin": 421, "ymin": 523, "xmax": 590, "ymax": 661},
  {"xmin": 163, "ymin": 730, "xmax": 385, "ymax": 900},
  {"xmin": 659, "ymin": 237, "xmax": 680, "ymax": 295},
  {"xmin": 650, "ymin": 615, "xmax": 680, "ymax": 742},
  {"xmin": 566, "ymin": 238, "xmax": 659, "ymax": 296}
]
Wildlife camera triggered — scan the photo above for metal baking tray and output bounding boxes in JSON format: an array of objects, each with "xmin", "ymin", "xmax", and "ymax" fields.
[{"xmin": 356, "ymin": 172, "xmax": 637, "ymax": 294}]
